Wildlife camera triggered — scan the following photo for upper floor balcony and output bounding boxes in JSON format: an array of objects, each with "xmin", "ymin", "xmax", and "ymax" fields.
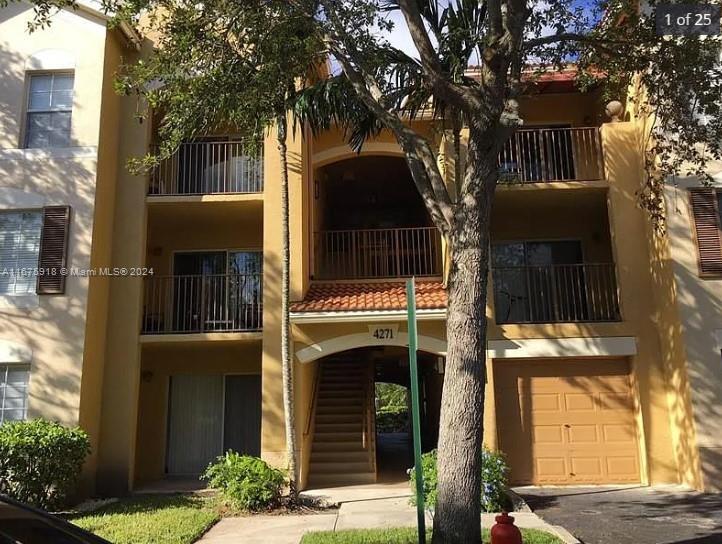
[
  {"xmin": 314, "ymin": 226, "xmax": 443, "ymax": 280},
  {"xmin": 141, "ymin": 250, "xmax": 263, "ymax": 336},
  {"xmin": 492, "ymin": 262, "xmax": 620, "ymax": 324},
  {"xmin": 148, "ymin": 138, "xmax": 263, "ymax": 196},
  {"xmin": 497, "ymin": 126, "xmax": 604, "ymax": 184},
  {"xmin": 141, "ymin": 272, "xmax": 263, "ymax": 335}
]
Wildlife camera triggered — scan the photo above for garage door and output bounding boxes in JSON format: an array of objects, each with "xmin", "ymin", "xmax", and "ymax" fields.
[{"xmin": 495, "ymin": 358, "xmax": 641, "ymax": 485}]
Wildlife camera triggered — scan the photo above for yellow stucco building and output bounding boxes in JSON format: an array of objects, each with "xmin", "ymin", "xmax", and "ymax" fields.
[{"xmin": 0, "ymin": 3, "xmax": 719, "ymax": 497}]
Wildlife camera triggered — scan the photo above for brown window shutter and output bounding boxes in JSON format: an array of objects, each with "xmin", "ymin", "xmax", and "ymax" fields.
[
  {"xmin": 690, "ymin": 188, "xmax": 722, "ymax": 277},
  {"xmin": 37, "ymin": 206, "xmax": 71, "ymax": 294}
]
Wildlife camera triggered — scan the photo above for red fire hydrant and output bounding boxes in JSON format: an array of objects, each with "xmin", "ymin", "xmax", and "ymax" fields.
[{"xmin": 490, "ymin": 511, "xmax": 523, "ymax": 544}]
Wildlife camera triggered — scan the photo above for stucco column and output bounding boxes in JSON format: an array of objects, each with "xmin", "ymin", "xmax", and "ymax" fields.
[
  {"xmin": 603, "ymin": 121, "xmax": 682, "ymax": 485},
  {"xmin": 95, "ymin": 95, "xmax": 149, "ymax": 496}
]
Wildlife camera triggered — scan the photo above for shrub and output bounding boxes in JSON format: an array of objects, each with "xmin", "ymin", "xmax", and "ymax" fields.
[
  {"xmin": 375, "ymin": 407, "xmax": 409, "ymax": 433},
  {"xmin": 201, "ymin": 451, "xmax": 285, "ymax": 511},
  {"xmin": 0, "ymin": 419, "xmax": 91, "ymax": 510},
  {"xmin": 409, "ymin": 447, "xmax": 509, "ymax": 512}
]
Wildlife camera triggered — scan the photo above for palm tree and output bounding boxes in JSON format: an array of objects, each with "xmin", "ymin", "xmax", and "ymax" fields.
[{"xmin": 277, "ymin": 113, "xmax": 298, "ymax": 499}]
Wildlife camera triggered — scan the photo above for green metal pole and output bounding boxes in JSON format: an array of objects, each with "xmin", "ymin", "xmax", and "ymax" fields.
[{"xmin": 406, "ymin": 278, "xmax": 426, "ymax": 544}]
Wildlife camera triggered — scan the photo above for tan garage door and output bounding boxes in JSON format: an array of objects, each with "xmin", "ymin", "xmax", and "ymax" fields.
[{"xmin": 495, "ymin": 358, "xmax": 641, "ymax": 485}]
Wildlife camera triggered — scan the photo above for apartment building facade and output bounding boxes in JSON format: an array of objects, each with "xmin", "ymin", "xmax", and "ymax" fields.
[{"xmin": 0, "ymin": 3, "xmax": 716, "ymax": 497}]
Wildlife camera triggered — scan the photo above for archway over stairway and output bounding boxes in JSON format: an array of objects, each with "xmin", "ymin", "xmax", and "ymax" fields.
[{"xmin": 306, "ymin": 345, "xmax": 445, "ymax": 489}]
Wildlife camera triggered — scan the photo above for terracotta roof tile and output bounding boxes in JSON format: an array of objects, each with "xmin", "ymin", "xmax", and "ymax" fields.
[{"xmin": 290, "ymin": 281, "xmax": 447, "ymax": 313}]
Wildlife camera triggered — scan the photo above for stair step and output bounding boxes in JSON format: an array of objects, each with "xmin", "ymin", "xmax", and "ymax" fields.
[
  {"xmin": 316, "ymin": 397, "xmax": 364, "ymax": 407},
  {"xmin": 316, "ymin": 405, "xmax": 362, "ymax": 415},
  {"xmin": 313, "ymin": 431, "xmax": 364, "ymax": 442},
  {"xmin": 318, "ymin": 392, "xmax": 364, "ymax": 400},
  {"xmin": 307, "ymin": 472, "xmax": 376, "ymax": 487},
  {"xmin": 312, "ymin": 441, "xmax": 367, "ymax": 453},
  {"xmin": 321, "ymin": 375, "xmax": 364, "ymax": 386},
  {"xmin": 309, "ymin": 461, "xmax": 372, "ymax": 473},
  {"xmin": 315, "ymin": 414, "xmax": 363, "ymax": 424},
  {"xmin": 311, "ymin": 450, "xmax": 370, "ymax": 463},
  {"xmin": 315, "ymin": 422, "xmax": 363, "ymax": 432}
]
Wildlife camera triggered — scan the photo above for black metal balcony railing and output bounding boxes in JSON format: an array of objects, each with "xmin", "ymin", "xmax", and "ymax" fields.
[
  {"xmin": 142, "ymin": 273, "xmax": 262, "ymax": 334},
  {"xmin": 498, "ymin": 127, "xmax": 604, "ymax": 183},
  {"xmin": 314, "ymin": 227, "xmax": 443, "ymax": 280},
  {"xmin": 149, "ymin": 140, "xmax": 263, "ymax": 195},
  {"xmin": 492, "ymin": 263, "xmax": 620, "ymax": 324}
]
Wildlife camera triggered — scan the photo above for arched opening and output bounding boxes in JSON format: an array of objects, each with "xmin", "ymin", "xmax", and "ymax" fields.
[
  {"xmin": 307, "ymin": 345, "xmax": 444, "ymax": 487},
  {"xmin": 312, "ymin": 156, "xmax": 442, "ymax": 280}
]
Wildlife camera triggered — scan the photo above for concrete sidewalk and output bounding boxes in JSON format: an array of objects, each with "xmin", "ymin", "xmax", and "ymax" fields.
[{"xmin": 199, "ymin": 490, "xmax": 579, "ymax": 544}]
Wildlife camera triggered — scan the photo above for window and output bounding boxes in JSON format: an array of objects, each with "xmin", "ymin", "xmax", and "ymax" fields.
[
  {"xmin": 0, "ymin": 365, "xmax": 30, "ymax": 424},
  {"xmin": 0, "ymin": 211, "xmax": 43, "ymax": 295},
  {"xmin": 25, "ymin": 73, "xmax": 74, "ymax": 149}
]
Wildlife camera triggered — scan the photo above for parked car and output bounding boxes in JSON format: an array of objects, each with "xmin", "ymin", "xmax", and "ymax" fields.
[{"xmin": 0, "ymin": 495, "xmax": 110, "ymax": 544}]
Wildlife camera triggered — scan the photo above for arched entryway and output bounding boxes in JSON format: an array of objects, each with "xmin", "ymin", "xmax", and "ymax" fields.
[
  {"xmin": 305, "ymin": 345, "xmax": 445, "ymax": 488},
  {"xmin": 311, "ymin": 155, "xmax": 442, "ymax": 280}
]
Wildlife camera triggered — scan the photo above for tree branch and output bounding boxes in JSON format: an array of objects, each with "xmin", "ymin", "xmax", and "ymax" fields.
[
  {"xmin": 396, "ymin": 0, "xmax": 481, "ymax": 114},
  {"xmin": 329, "ymin": 44, "xmax": 455, "ymax": 234}
]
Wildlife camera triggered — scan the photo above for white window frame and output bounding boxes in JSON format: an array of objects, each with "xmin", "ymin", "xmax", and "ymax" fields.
[
  {"xmin": 0, "ymin": 209, "xmax": 43, "ymax": 296},
  {"xmin": 0, "ymin": 364, "xmax": 30, "ymax": 424},
  {"xmin": 24, "ymin": 72, "xmax": 74, "ymax": 149}
]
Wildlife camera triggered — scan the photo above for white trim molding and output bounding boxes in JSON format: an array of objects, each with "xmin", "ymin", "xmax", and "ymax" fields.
[
  {"xmin": 488, "ymin": 336, "xmax": 637, "ymax": 359},
  {"xmin": 0, "ymin": 339, "xmax": 32, "ymax": 363},
  {"xmin": 290, "ymin": 309, "xmax": 446, "ymax": 324},
  {"xmin": 25, "ymin": 49, "xmax": 76, "ymax": 71},
  {"xmin": 0, "ymin": 187, "xmax": 46, "ymax": 210},
  {"xmin": 0, "ymin": 147, "xmax": 98, "ymax": 161},
  {"xmin": 296, "ymin": 332, "xmax": 447, "ymax": 363},
  {"xmin": 0, "ymin": 295, "xmax": 40, "ymax": 311},
  {"xmin": 296, "ymin": 333, "xmax": 638, "ymax": 363}
]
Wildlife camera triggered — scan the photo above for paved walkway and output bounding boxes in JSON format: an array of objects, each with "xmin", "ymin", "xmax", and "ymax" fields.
[
  {"xmin": 199, "ymin": 484, "xmax": 578, "ymax": 544},
  {"xmin": 517, "ymin": 485, "xmax": 722, "ymax": 544}
]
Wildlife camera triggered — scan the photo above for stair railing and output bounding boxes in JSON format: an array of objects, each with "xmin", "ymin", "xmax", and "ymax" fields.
[
  {"xmin": 365, "ymin": 363, "xmax": 378, "ymax": 477},
  {"xmin": 304, "ymin": 364, "xmax": 322, "ymax": 438}
]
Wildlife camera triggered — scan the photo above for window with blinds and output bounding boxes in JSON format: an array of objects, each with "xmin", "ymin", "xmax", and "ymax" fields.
[
  {"xmin": 0, "ymin": 211, "xmax": 43, "ymax": 295},
  {"xmin": 0, "ymin": 365, "xmax": 30, "ymax": 424},
  {"xmin": 25, "ymin": 73, "xmax": 74, "ymax": 149}
]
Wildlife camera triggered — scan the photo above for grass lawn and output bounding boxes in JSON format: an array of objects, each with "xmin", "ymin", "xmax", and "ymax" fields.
[
  {"xmin": 301, "ymin": 527, "xmax": 563, "ymax": 544},
  {"xmin": 68, "ymin": 494, "xmax": 219, "ymax": 544}
]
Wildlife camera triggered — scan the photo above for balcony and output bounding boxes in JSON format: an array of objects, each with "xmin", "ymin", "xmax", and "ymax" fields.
[
  {"xmin": 492, "ymin": 263, "xmax": 620, "ymax": 324},
  {"xmin": 498, "ymin": 127, "xmax": 604, "ymax": 183},
  {"xmin": 141, "ymin": 273, "xmax": 262, "ymax": 334},
  {"xmin": 149, "ymin": 140, "xmax": 263, "ymax": 196},
  {"xmin": 314, "ymin": 227, "xmax": 443, "ymax": 280}
]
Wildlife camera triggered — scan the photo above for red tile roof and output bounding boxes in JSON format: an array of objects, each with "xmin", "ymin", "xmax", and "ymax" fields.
[{"xmin": 291, "ymin": 281, "xmax": 447, "ymax": 313}]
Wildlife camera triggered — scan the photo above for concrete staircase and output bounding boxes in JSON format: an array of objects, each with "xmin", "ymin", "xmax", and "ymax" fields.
[{"xmin": 307, "ymin": 360, "xmax": 377, "ymax": 487}]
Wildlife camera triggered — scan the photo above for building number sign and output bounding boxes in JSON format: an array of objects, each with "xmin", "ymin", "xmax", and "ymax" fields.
[{"xmin": 368, "ymin": 324, "xmax": 399, "ymax": 342}]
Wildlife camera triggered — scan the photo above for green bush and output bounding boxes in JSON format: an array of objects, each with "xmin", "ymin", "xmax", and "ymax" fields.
[
  {"xmin": 0, "ymin": 419, "xmax": 91, "ymax": 510},
  {"xmin": 375, "ymin": 408, "xmax": 409, "ymax": 433},
  {"xmin": 201, "ymin": 452, "xmax": 285, "ymax": 511},
  {"xmin": 409, "ymin": 447, "xmax": 509, "ymax": 512}
]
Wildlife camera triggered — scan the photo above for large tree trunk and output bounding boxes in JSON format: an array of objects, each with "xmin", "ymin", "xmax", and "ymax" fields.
[
  {"xmin": 432, "ymin": 136, "xmax": 497, "ymax": 544},
  {"xmin": 278, "ymin": 116, "xmax": 298, "ymax": 498}
]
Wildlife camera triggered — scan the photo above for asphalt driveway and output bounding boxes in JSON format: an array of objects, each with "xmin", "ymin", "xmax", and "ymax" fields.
[{"xmin": 516, "ymin": 485, "xmax": 722, "ymax": 544}]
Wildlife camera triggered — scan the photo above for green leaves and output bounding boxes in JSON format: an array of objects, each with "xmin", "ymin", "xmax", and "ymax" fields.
[
  {"xmin": 409, "ymin": 447, "xmax": 509, "ymax": 513},
  {"xmin": 0, "ymin": 419, "xmax": 91, "ymax": 510},
  {"xmin": 201, "ymin": 451, "xmax": 286, "ymax": 511}
]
